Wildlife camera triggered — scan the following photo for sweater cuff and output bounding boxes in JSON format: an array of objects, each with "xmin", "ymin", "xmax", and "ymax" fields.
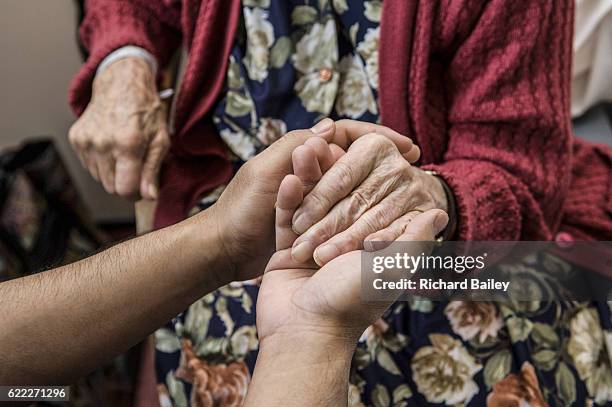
[
  {"xmin": 422, "ymin": 160, "xmax": 522, "ymax": 241},
  {"xmin": 96, "ymin": 46, "xmax": 158, "ymax": 77}
]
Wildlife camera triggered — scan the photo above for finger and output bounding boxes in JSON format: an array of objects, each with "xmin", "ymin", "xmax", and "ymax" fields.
[
  {"xmin": 265, "ymin": 249, "xmax": 318, "ymax": 273},
  {"xmin": 310, "ymin": 191, "xmax": 411, "ymax": 266},
  {"xmin": 114, "ymin": 147, "xmax": 145, "ymax": 199},
  {"xmin": 292, "ymin": 145, "xmax": 322, "ymax": 193},
  {"xmin": 329, "ymin": 144, "xmax": 346, "ymax": 161},
  {"xmin": 276, "ymin": 174, "xmax": 304, "ymax": 250},
  {"xmin": 291, "ymin": 135, "xmax": 387, "ymax": 235},
  {"xmin": 93, "ymin": 151, "xmax": 116, "ymax": 194},
  {"xmin": 292, "ymin": 167, "xmax": 407, "ymax": 264},
  {"xmin": 304, "ymin": 137, "xmax": 335, "ymax": 173},
  {"xmin": 363, "ymin": 210, "xmax": 424, "ymax": 251},
  {"xmin": 396, "ymin": 209, "xmax": 448, "ymax": 242},
  {"xmin": 332, "ymin": 119, "xmax": 413, "ymax": 155},
  {"xmin": 82, "ymin": 149, "xmax": 100, "ymax": 182},
  {"xmin": 140, "ymin": 129, "xmax": 170, "ymax": 200},
  {"xmin": 292, "ymin": 133, "xmax": 407, "ymax": 236},
  {"xmin": 248, "ymin": 121, "xmax": 336, "ymax": 188},
  {"xmin": 404, "ymin": 144, "xmax": 420, "ymax": 164}
]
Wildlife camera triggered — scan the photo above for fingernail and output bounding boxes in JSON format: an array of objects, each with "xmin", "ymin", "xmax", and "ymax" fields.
[
  {"xmin": 292, "ymin": 213, "xmax": 310, "ymax": 235},
  {"xmin": 433, "ymin": 212, "xmax": 449, "ymax": 234},
  {"xmin": 292, "ymin": 241, "xmax": 314, "ymax": 263},
  {"xmin": 311, "ymin": 118, "xmax": 333, "ymax": 134},
  {"xmin": 314, "ymin": 244, "xmax": 339, "ymax": 266}
]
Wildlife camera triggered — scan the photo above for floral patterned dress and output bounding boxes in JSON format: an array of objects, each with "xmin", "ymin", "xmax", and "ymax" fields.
[{"xmin": 154, "ymin": 1, "xmax": 612, "ymax": 406}]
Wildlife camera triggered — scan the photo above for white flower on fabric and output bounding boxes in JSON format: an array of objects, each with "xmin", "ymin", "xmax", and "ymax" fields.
[
  {"xmin": 219, "ymin": 128, "xmax": 256, "ymax": 161},
  {"xmin": 332, "ymin": 0, "xmax": 349, "ymax": 14},
  {"xmin": 411, "ymin": 334, "xmax": 482, "ymax": 405},
  {"xmin": 335, "ymin": 54, "xmax": 377, "ymax": 118},
  {"xmin": 444, "ymin": 301, "xmax": 503, "ymax": 344},
  {"xmin": 294, "ymin": 19, "xmax": 338, "ymax": 74},
  {"xmin": 293, "ymin": 19, "xmax": 339, "ymax": 114},
  {"xmin": 356, "ymin": 26, "xmax": 380, "ymax": 90},
  {"xmin": 568, "ymin": 308, "xmax": 612, "ymax": 404},
  {"xmin": 244, "ymin": 7, "xmax": 275, "ymax": 82},
  {"xmin": 256, "ymin": 118, "xmax": 287, "ymax": 145},
  {"xmin": 364, "ymin": 1, "xmax": 382, "ymax": 22},
  {"xmin": 348, "ymin": 383, "xmax": 366, "ymax": 407}
]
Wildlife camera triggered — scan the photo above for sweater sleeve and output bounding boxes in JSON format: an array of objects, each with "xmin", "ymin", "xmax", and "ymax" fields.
[
  {"xmin": 423, "ymin": 0, "xmax": 574, "ymax": 241},
  {"xmin": 68, "ymin": 0, "xmax": 182, "ymax": 115}
]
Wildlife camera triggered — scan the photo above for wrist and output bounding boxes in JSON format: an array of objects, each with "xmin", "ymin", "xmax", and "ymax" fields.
[
  {"xmin": 260, "ymin": 328, "xmax": 357, "ymax": 361},
  {"xmin": 180, "ymin": 209, "xmax": 234, "ymax": 291},
  {"xmin": 424, "ymin": 169, "xmax": 458, "ymax": 240},
  {"xmin": 248, "ymin": 330, "xmax": 354, "ymax": 406},
  {"xmin": 92, "ymin": 57, "xmax": 156, "ymax": 98},
  {"xmin": 427, "ymin": 171, "xmax": 449, "ymax": 213}
]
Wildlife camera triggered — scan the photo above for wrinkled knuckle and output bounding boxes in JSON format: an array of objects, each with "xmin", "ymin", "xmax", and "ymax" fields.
[
  {"xmin": 305, "ymin": 192, "xmax": 329, "ymax": 214},
  {"xmin": 332, "ymin": 160, "xmax": 355, "ymax": 187},
  {"xmin": 373, "ymin": 133, "xmax": 395, "ymax": 151},
  {"xmin": 338, "ymin": 235, "xmax": 360, "ymax": 251},
  {"xmin": 362, "ymin": 214, "xmax": 384, "ymax": 235},
  {"xmin": 93, "ymin": 138, "xmax": 113, "ymax": 153},
  {"xmin": 311, "ymin": 223, "xmax": 333, "ymax": 243},
  {"xmin": 117, "ymin": 134, "xmax": 144, "ymax": 154},
  {"xmin": 69, "ymin": 126, "xmax": 87, "ymax": 147},
  {"xmin": 300, "ymin": 178, "xmax": 317, "ymax": 191},
  {"xmin": 395, "ymin": 159, "xmax": 412, "ymax": 176},
  {"xmin": 363, "ymin": 132, "xmax": 385, "ymax": 144},
  {"xmin": 349, "ymin": 190, "xmax": 372, "ymax": 212}
]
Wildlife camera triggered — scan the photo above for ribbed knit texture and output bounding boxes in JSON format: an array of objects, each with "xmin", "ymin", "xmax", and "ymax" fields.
[{"xmin": 69, "ymin": 0, "xmax": 612, "ymax": 240}]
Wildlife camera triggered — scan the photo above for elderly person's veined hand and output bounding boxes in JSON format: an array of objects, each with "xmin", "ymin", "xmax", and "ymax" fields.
[
  {"xmin": 290, "ymin": 125, "xmax": 450, "ymax": 266},
  {"xmin": 69, "ymin": 57, "xmax": 169, "ymax": 200}
]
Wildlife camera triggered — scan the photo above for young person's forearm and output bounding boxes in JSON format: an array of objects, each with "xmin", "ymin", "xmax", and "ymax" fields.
[
  {"xmin": 0, "ymin": 210, "xmax": 229, "ymax": 384},
  {"xmin": 245, "ymin": 332, "xmax": 355, "ymax": 406}
]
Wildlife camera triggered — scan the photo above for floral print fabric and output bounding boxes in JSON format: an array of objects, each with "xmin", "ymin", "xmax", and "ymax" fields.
[
  {"xmin": 154, "ymin": 1, "xmax": 612, "ymax": 406},
  {"xmin": 213, "ymin": 0, "xmax": 381, "ymax": 161}
]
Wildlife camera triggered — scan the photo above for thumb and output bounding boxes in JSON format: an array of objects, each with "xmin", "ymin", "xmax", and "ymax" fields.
[
  {"xmin": 254, "ymin": 118, "xmax": 336, "ymax": 177},
  {"xmin": 140, "ymin": 129, "xmax": 170, "ymax": 200}
]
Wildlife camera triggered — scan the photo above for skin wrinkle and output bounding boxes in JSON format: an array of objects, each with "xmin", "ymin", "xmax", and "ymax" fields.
[
  {"xmin": 294, "ymin": 132, "xmax": 447, "ymax": 264},
  {"xmin": 294, "ymin": 136, "xmax": 405, "ymax": 240},
  {"xmin": 292, "ymin": 135, "xmax": 382, "ymax": 231},
  {"xmin": 318, "ymin": 185, "xmax": 420, "ymax": 256},
  {"xmin": 69, "ymin": 57, "xmax": 168, "ymax": 199}
]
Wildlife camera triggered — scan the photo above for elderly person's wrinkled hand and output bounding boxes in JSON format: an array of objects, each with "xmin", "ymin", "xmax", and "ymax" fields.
[
  {"xmin": 69, "ymin": 57, "xmax": 169, "ymax": 200},
  {"xmin": 290, "ymin": 130, "xmax": 449, "ymax": 266}
]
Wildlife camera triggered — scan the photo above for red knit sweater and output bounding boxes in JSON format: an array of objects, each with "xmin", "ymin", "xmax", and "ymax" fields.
[{"xmin": 70, "ymin": 0, "xmax": 612, "ymax": 241}]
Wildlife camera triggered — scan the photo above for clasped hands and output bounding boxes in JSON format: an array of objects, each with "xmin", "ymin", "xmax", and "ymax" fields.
[{"xmin": 207, "ymin": 118, "xmax": 449, "ymax": 355}]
